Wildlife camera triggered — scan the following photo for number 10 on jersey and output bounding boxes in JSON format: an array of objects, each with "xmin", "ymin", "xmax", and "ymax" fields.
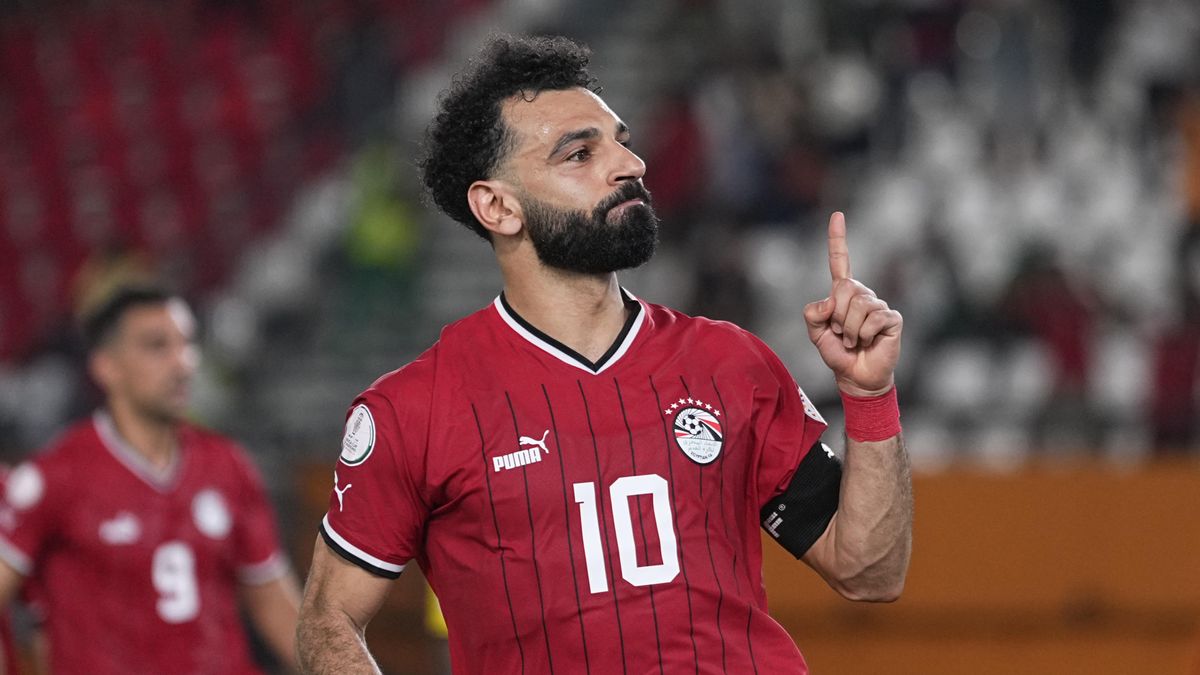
[{"xmin": 573, "ymin": 474, "xmax": 680, "ymax": 594}]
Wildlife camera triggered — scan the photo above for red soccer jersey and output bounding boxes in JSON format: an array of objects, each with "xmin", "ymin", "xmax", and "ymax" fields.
[
  {"xmin": 0, "ymin": 413, "xmax": 288, "ymax": 674},
  {"xmin": 322, "ymin": 293, "xmax": 834, "ymax": 674},
  {"xmin": 0, "ymin": 466, "xmax": 18, "ymax": 675}
]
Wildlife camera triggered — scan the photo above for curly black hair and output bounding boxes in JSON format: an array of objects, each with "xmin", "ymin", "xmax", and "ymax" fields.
[{"xmin": 418, "ymin": 34, "xmax": 600, "ymax": 241}]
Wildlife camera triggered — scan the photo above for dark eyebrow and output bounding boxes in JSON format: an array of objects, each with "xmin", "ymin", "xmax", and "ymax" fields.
[
  {"xmin": 547, "ymin": 122, "xmax": 631, "ymax": 160},
  {"xmin": 548, "ymin": 127, "xmax": 600, "ymax": 159}
]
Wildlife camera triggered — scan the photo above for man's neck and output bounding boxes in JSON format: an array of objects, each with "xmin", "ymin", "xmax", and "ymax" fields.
[
  {"xmin": 105, "ymin": 400, "xmax": 179, "ymax": 470},
  {"xmin": 501, "ymin": 269, "xmax": 630, "ymax": 363}
]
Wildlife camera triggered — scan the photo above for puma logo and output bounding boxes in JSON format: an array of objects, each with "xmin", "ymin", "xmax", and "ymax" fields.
[
  {"xmin": 494, "ymin": 430, "xmax": 551, "ymax": 473},
  {"xmin": 99, "ymin": 511, "xmax": 142, "ymax": 545},
  {"xmin": 334, "ymin": 471, "xmax": 352, "ymax": 511},
  {"xmin": 519, "ymin": 430, "xmax": 550, "ymax": 455}
]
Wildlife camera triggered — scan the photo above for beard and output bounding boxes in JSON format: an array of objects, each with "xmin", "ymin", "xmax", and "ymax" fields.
[
  {"xmin": 133, "ymin": 392, "xmax": 189, "ymax": 426},
  {"xmin": 521, "ymin": 181, "xmax": 660, "ymax": 275}
]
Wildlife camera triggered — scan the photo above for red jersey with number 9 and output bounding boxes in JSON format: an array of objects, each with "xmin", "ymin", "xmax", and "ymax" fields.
[
  {"xmin": 0, "ymin": 413, "xmax": 288, "ymax": 674},
  {"xmin": 321, "ymin": 293, "xmax": 833, "ymax": 675}
]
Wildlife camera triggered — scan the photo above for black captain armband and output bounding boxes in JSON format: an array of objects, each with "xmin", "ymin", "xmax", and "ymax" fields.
[{"xmin": 760, "ymin": 440, "xmax": 842, "ymax": 559}]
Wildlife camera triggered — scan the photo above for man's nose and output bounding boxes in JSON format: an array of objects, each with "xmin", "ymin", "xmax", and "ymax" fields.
[{"xmin": 608, "ymin": 143, "xmax": 646, "ymax": 186}]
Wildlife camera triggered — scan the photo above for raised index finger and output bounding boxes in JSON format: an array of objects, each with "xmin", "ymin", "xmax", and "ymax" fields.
[{"xmin": 827, "ymin": 211, "xmax": 851, "ymax": 281}]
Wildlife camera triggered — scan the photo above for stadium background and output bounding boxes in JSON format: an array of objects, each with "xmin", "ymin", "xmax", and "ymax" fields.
[{"xmin": 0, "ymin": 0, "xmax": 1198, "ymax": 673}]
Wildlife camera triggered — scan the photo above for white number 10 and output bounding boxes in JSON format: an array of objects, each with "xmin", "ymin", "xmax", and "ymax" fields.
[{"xmin": 573, "ymin": 474, "xmax": 679, "ymax": 594}]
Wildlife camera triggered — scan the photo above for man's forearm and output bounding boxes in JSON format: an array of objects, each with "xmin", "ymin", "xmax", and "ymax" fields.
[
  {"xmin": 243, "ymin": 574, "xmax": 302, "ymax": 672},
  {"xmin": 296, "ymin": 538, "xmax": 395, "ymax": 674},
  {"xmin": 822, "ymin": 432, "xmax": 912, "ymax": 601},
  {"xmin": 296, "ymin": 609, "xmax": 382, "ymax": 675}
]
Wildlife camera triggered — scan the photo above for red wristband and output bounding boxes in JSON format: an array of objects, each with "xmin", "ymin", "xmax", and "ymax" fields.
[{"xmin": 840, "ymin": 387, "xmax": 901, "ymax": 442}]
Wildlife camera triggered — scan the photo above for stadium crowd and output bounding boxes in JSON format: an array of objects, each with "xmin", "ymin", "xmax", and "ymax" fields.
[{"xmin": 1, "ymin": 0, "xmax": 1198, "ymax": 474}]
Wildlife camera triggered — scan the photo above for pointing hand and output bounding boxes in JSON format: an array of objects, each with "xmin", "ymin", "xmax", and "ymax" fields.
[{"xmin": 801, "ymin": 212, "xmax": 903, "ymax": 397}]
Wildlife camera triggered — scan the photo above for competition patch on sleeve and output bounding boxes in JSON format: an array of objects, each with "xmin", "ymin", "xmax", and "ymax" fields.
[
  {"xmin": 340, "ymin": 404, "xmax": 376, "ymax": 466},
  {"xmin": 5, "ymin": 464, "xmax": 43, "ymax": 511},
  {"xmin": 798, "ymin": 386, "xmax": 826, "ymax": 425}
]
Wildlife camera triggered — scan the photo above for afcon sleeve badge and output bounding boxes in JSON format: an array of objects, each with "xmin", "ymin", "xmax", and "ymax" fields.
[
  {"xmin": 798, "ymin": 386, "xmax": 826, "ymax": 425},
  {"xmin": 663, "ymin": 397, "xmax": 724, "ymax": 465},
  {"xmin": 340, "ymin": 404, "xmax": 376, "ymax": 466}
]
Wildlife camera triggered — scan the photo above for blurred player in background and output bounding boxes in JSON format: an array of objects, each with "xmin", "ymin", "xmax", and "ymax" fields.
[
  {"xmin": 298, "ymin": 35, "xmax": 911, "ymax": 674},
  {"xmin": 0, "ymin": 467, "xmax": 19, "ymax": 675},
  {"xmin": 0, "ymin": 285, "xmax": 301, "ymax": 674}
]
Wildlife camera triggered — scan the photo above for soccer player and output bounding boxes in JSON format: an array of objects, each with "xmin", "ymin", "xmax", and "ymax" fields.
[
  {"xmin": 297, "ymin": 35, "xmax": 912, "ymax": 674},
  {"xmin": 0, "ymin": 286, "xmax": 301, "ymax": 674}
]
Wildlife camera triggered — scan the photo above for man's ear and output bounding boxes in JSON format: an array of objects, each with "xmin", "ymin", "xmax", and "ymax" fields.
[
  {"xmin": 467, "ymin": 180, "xmax": 524, "ymax": 237},
  {"xmin": 89, "ymin": 350, "xmax": 116, "ymax": 392}
]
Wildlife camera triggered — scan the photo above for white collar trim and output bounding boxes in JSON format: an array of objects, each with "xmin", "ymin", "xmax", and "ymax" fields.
[
  {"xmin": 93, "ymin": 410, "xmax": 183, "ymax": 492},
  {"xmin": 492, "ymin": 289, "xmax": 645, "ymax": 375}
]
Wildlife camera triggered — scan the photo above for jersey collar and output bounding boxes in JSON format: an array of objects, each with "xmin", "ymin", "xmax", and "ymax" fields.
[
  {"xmin": 493, "ymin": 288, "xmax": 645, "ymax": 375},
  {"xmin": 93, "ymin": 410, "xmax": 184, "ymax": 492}
]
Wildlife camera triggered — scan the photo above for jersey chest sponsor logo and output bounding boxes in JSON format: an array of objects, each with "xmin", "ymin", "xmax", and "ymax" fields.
[
  {"xmin": 663, "ymin": 397, "xmax": 724, "ymax": 465},
  {"xmin": 99, "ymin": 511, "xmax": 142, "ymax": 545},
  {"xmin": 493, "ymin": 430, "xmax": 550, "ymax": 473}
]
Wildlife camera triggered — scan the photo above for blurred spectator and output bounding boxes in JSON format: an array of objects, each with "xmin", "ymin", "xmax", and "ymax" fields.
[
  {"xmin": 641, "ymin": 91, "xmax": 706, "ymax": 229},
  {"xmin": 1058, "ymin": 0, "xmax": 1117, "ymax": 97},
  {"xmin": 995, "ymin": 244, "xmax": 1102, "ymax": 452},
  {"xmin": 1149, "ymin": 222, "xmax": 1200, "ymax": 452},
  {"xmin": 685, "ymin": 218, "xmax": 757, "ymax": 328},
  {"xmin": 5, "ymin": 0, "xmax": 1200, "ymax": 474},
  {"xmin": 336, "ymin": 141, "xmax": 422, "ymax": 337}
]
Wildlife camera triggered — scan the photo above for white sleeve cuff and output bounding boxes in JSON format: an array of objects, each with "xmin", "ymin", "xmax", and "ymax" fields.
[
  {"xmin": 237, "ymin": 550, "xmax": 290, "ymax": 586},
  {"xmin": 320, "ymin": 514, "xmax": 405, "ymax": 578}
]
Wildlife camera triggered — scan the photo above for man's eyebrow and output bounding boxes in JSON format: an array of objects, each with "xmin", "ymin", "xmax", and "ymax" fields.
[
  {"xmin": 546, "ymin": 122, "xmax": 631, "ymax": 159},
  {"xmin": 548, "ymin": 127, "xmax": 600, "ymax": 159}
]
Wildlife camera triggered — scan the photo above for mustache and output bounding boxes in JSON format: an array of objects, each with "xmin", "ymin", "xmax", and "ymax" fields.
[{"xmin": 593, "ymin": 181, "xmax": 653, "ymax": 219}]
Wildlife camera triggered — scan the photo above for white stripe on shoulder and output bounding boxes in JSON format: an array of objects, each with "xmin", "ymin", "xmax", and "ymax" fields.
[{"xmin": 321, "ymin": 514, "xmax": 406, "ymax": 574}]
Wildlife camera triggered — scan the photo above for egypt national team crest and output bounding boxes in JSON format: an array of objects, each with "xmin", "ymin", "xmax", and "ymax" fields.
[
  {"xmin": 192, "ymin": 489, "xmax": 232, "ymax": 539},
  {"xmin": 665, "ymin": 398, "xmax": 724, "ymax": 465}
]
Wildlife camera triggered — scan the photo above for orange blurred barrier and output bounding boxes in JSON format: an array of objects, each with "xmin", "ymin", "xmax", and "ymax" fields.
[
  {"xmin": 764, "ymin": 460, "xmax": 1200, "ymax": 675},
  {"xmin": 296, "ymin": 460, "xmax": 1200, "ymax": 674}
]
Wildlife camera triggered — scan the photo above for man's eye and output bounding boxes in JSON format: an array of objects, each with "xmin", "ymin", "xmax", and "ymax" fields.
[{"xmin": 567, "ymin": 148, "xmax": 591, "ymax": 161}]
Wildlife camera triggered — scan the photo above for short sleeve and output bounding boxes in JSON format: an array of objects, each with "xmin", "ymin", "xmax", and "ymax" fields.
[
  {"xmin": 750, "ymin": 341, "xmax": 830, "ymax": 508},
  {"xmin": 0, "ymin": 461, "xmax": 60, "ymax": 576},
  {"xmin": 229, "ymin": 449, "xmax": 289, "ymax": 585},
  {"xmin": 319, "ymin": 387, "xmax": 430, "ymax": 579}
]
